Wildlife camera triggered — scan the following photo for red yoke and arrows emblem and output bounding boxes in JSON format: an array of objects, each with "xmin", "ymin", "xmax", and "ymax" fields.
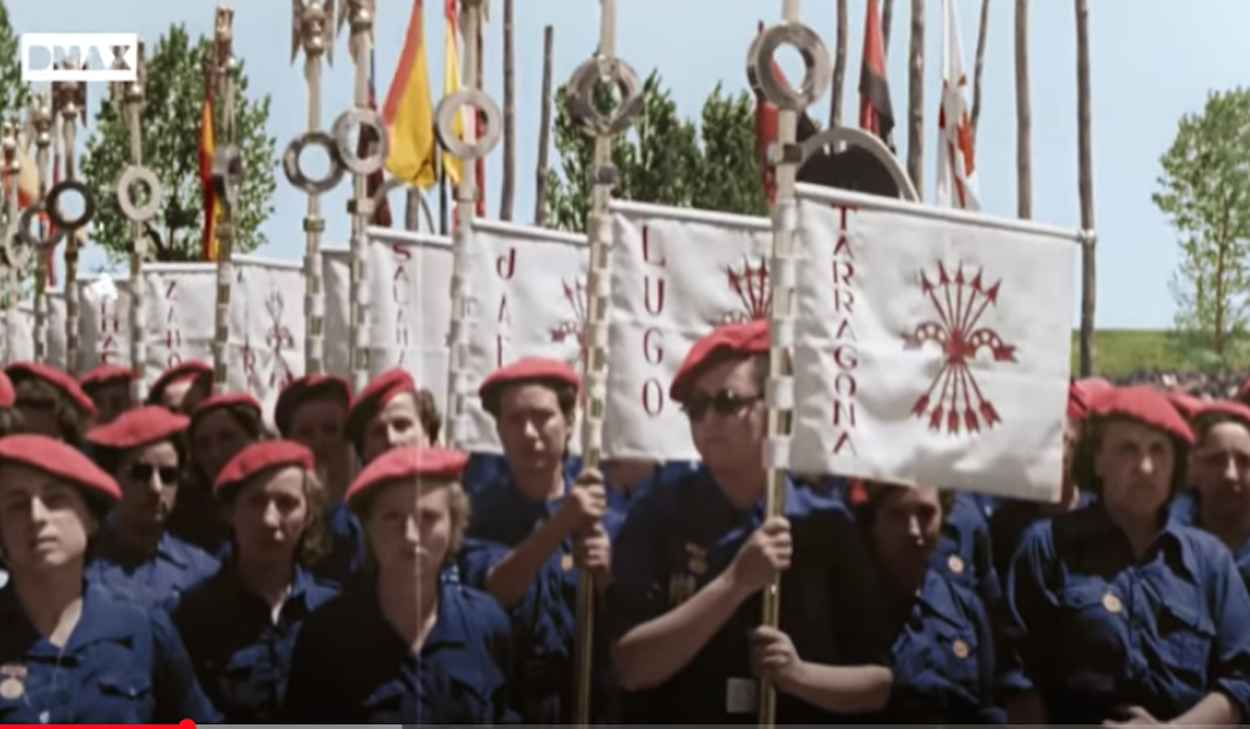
[
  {"xmin": 902, "ymin": 261, "xmax": 1016, "ymax": 435},
  {"xmin": 550, "ymin": 277, "xmax": 590, "ymax": 376},
  {"xmin": 717, "ymin": 256, "xmax": 771, "ymax": 324}
]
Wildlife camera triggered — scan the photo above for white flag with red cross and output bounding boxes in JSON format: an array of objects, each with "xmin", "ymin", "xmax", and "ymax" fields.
[
  {"xmin": 322, "ymin": 230, "xmax": 455, "ymax": 417},
  {"xmin": 230, "ymin": 256, "xmax": 307, "ymax": 421},
  {"xmin": 606, "ymin": 202, "xmax": 773, "ymax": 462},
  {"xmin": 936, "ymin": 0, "xmax": 979, "ymax": 211},
  {"xmin": 787, "ymin": 184, "xmax": 1077, "ymax": 502},
  {"xmin": 460, "ymin": 220, "xmax": 589, "ymax": 455}
]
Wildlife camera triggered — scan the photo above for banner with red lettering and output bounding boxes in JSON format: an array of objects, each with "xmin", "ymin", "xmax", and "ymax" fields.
[
  {"xmin": 605, "ymin": 202, "xmax": 772, "ymax": 461},
  {"xmin": 3, "ymin": 305, "xmax": 34, "ymax": 364},
  {"xmin": 231, "ymin": 256, "xmax": 307, "ymax": 422},
  {"xmin": 142, "ymin": 263, "xmax": 216, "ymax": 386},
  {"xmin": 78, "ymin": 274, "xmax": 130, "ymax": 369},
  {"xmin": 321, "ymin": 229, "xmax": 454, "ymax": 412},
  {"xmin": 462, "ymin": 220, "xmax": 589, "ymax": 454},
  {"xmin": 788, "ymin": 185, "xmax": 1077, "ymax": 502}
]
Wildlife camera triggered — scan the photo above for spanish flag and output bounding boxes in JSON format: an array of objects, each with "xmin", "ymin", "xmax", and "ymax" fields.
[
  {"xmin": 382, "ymin": 0, "xmax": 438, "ymax": 189},
  {"xmin": 440, "ymin": 0, "xmax": 465, "ymax": 187},
  {"xmin": 198, "ymin": 88, "xmax": 222, "ymax": 261}
]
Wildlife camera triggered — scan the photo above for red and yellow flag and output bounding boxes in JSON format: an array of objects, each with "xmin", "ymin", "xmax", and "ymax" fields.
[
  {"xmin": 198, "ymin": 89, "xmax": 222, "ymax": 261},
  {"xmin": 382, "ymin": 0, "xmax": 438, "ymax": 189}
]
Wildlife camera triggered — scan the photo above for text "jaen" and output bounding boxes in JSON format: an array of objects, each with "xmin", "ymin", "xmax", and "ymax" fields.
[{"xmin": 20, "ymin": 33, "xmax": 139, "ymax": 83}]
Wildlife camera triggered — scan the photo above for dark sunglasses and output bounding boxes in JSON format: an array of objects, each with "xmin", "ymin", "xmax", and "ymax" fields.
[
  {"xmin": 129, "ymin": 464, "xmax": 180, "ymax": 485},
  {"xmin": 681, "ymin": 390, "xmax": 763, "ymax": 422}
]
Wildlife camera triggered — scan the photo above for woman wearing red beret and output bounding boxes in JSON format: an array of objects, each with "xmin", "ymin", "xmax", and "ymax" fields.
[
  {"xmin": 78, "ymin": 364, "xmax": 136, "ymax": 426},
  {"xmin": 344, "ymin": 367, "xmax": 440, "ymax": 465},
  {"xmin": 6, "ymin": 362, "xmax": 95, "ymax": 443},
  {"xmin": 84, "ymin": 406, "xmax": 220, "ymax": 611},
  {"xmin": 273, "ymin": 375, "xmax": 364, "ymax": 587},
  {"xmin": 146, "ymin": 361, "xmax": 212, "ymax": 415},
  {"xmin": 173, "ymin": 440, "xmax": 339, "ymax": 722},
  {"xmin": 282, "ymin": 446, "xmax": 516, "ymax": 723},
  {"xmin": 0, "ymin": 434, "xmax": 220, "ymax": 723},
  {"xmin": 1171, "ymin": 400, "xmax": 1250, "ymax": 588},
  {"xmin": 1004, "ymin": 385, "xmax": 1250, "ymax": 725},
  {"xmin": 170, "ymin": 392, "xmax": 267, "ymax": 555}
]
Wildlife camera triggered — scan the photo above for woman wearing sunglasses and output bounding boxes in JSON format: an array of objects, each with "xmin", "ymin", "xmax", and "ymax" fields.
[
  {"xmin": 84, "ymin": 406, "xmax": 220, "ymax": 611},
  {"xmin": 607, "ymin": 319, "xmax": 893, "ymax": 723},
  {"xmin": 174, "ymin": 440, "xmax": 338, "ymax": 722},
  {"xmin": 0, "ymin": 434, "xmax": 220, "ymax": 723}
]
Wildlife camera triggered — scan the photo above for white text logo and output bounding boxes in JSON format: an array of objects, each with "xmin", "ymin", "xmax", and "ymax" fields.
[{"xmin": 20, "ymin": 33, "xmax": 139, "ymax": 82}]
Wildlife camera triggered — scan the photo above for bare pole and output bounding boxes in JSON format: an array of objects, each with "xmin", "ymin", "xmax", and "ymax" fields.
[
  {"xmin": 341, "ymin": 0, "xmax": 375, "ymax": 394},
  {"xmin": 1076, "ymin": 0, "xmax": 1095, "ymax": 375},
  {"xmin": 1, "ymin": 122, "xmax": 18, "ymax": 363},
  {"xmin": 533, "ymin": 25, "xmax": 554, "ymax": 226},
  {"xmin": 26, "ymin": 91, "xmax": 52, "ymax": 363},
  {"xmin": 499, "ymin": 0, "xmax": 515, "ymax": 220},
  {"xmin": 114, "ymin": 40, "xmax": 159, "ymax": 402},
  {"xmin": 292, "ymin": 0, "xmax": 335, "ymax": 376},
  {"xmin": 210, "ymin": 6, "xmax": 241, "ymax": 395},
  {"xmin": 746, "ymin": 1, "xmax": 830, "ymax": 725}
]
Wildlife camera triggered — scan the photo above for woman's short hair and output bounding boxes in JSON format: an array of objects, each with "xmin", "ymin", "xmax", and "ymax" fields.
[
  {"xmin": 218, "ymin": 465, "xmax": 330, "ymax": 567},
  {"xmin": 15, "ymin": 378, "xmax": 88, "ymax": 443}
]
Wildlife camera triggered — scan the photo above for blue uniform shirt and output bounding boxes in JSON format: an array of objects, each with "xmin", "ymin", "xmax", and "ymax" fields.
[
  {"xmin": 282, "ymin": 576, "xmax": 517, "ymax": 723},
  {"xmin": 458, "ymin": 463, "xmax": 628, "ymax": 723},
  {"xmin": 607, "ymin": 468, "xmax": 894, "ymax": 724},
  {"xmin": 989, "ymin": 491, "xmax": 1096, "ymax": 581},
  {"xmin": 172, "ymin": 564, "xmax": 339, "ymax": 721},
  {"xmin": 0, "ymin": 584, "xmax": 220, "ymax": 723},
  {"xmin": 87, "ymin": 526, "xmax": 220, "ymax": 611},
  {"xmin": 1005, "ymin": 503, "xmax": 1250, "ymax": 723},
  {"xmin": 312, "ymin": 500, "xmax": 367, "ymax": 587},
  {"xmin": 1170, "ymin": 491, "xmax": 1250, "ymax": 588},
  {"xmin": 870, "ymin": 568, "xmax": 1027, "ymax": 724},
  {"xmin": 937, "ymin": 493, "xmax": 999, "ymax": 598}
]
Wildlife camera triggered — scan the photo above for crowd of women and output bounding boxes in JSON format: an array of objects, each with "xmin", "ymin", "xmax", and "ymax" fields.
[{"xmin": 0, "ymin": 315, "xmax": 1249, "ymax": 724}]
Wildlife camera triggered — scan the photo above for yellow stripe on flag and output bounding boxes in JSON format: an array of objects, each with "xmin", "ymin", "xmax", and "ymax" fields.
[
  {"xmin": 441, "ymin": 1, "xmax": 464, "ymax": 186},
  {"xmin": 382, "ymin": 0, "xmax": 438, "ymax": 189}
]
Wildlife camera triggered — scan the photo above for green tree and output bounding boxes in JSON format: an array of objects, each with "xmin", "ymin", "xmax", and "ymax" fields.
[
  {"xmin": 0, "ymin": 1, "xmax": 27, "ymax": 125},
  {"xmin": 1154, "ymin": 87, "xmax": 1250, "ymax": 358},
  {"xmin": 544, "ymin": 72, "xmax": 766, "ymax": 232},
  {"xmin": 81, "ymin": 23, "xmax": 275, "ymax": 262}
]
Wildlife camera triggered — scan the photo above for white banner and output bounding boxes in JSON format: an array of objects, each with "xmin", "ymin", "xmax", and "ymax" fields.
[
  {"xmin": 322, "ymin": 228, "xmax": 453, "ymax": 414},
  {"xmin": 3, "ymin": 305, "xmax": 34, "ymax": 364},
  {"xmin": 789, "ymin": 185, "xmax": 1077, "ymax": 502},
  {"xmin": 142, "ymin": 263, "xmax": 215, "ymax": 390},
  {"xmin": 463, "ymin": 220, "xmax": 589, "ymax": 454},
  {"xmin": 46, "ymin": 290, "xmax": 66, "ymax": 369},
  {"xmin": 606, "ymin": 202, "xmax": 772, "ymax": 461},
  {"xmin": 77, "ymin": 274, "xmax": 131, "ymax": 370},
  {"xmin": 231, "ymin": 256, "xmax": 307, "ymax": 420}
]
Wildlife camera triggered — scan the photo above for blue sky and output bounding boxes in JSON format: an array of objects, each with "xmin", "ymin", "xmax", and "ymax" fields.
[{"xmin": 11, "ymin": 0, "xmax": 1242, "ymax": 330}]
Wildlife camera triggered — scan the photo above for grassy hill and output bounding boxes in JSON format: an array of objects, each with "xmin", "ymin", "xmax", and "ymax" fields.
[{"xmin": 1072, "ymin": 329, "xmax": 1250, "ymax": 375}]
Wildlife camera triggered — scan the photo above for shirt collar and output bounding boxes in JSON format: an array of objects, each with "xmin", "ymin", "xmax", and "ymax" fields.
[{"xmin": 1068, "ymin": 501, "xmax": 1199, "ymax": 579}]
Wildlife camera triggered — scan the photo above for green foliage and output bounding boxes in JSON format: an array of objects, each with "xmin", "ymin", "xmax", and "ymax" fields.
[
  {"xmin": 81, "ymin": 24, "xmax": 276, "ymax": 263},
  {"xmin": 1153, "ymin": 87, "xmax": 1250, "ymax": 358},
  {"xmin": 0, "ymin": 1, "xmax": 27, "ymax": 122},
  {"xmin": 544, "ymin": 72, "xmax": 767, "ymax": 231}
]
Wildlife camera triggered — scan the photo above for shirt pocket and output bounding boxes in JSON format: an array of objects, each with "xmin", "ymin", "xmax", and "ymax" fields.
[
  {"xmin": 446, "ymin": 668, "xmax": 502, "ymax": 723},
  {"xmin": 95, "ymin": 674, "xmax": 153, "ymax": 723},
  {"xmin": 925, "ymin": 618, "xmax": 984, "ymax": 698},
  {"xmin": 1054, "ymin": 580, "xmax": 1124, "ymax": 688},
  {"xmin": 1154, "ymin": 599, "xmax": 1215, "ymax": 686}
]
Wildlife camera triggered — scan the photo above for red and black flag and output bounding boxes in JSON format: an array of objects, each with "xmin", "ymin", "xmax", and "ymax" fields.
[
  {"xmin": 359, "ymin": 46, "xmax": 393, "ymax": 227},
  {"xmin": 858, "ymin": 0, "xmax": 895, "ymax": 146}
]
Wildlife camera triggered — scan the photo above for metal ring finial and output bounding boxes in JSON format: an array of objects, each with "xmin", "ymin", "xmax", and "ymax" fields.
[
  {"xmin": 44, "ymin": 180, "xmax": 96, "ymax": 230},
  {"xmin": 747, "ymin": 22, "xmax": 832, "ymax": 110},
  {"xmin": 116, "ymin": 165, "xmax": 164, "ymax": 222},
  {"xmin": 330, "ymin": 108, "xmax": 389, "ymax": 176},
  {"xmin": 434, "ymin": 88, "xmax": 503, "ymax": 160},
  {"xmin": 283, "ymin": 131, "xmax": 345, "ymax": 194},
  {"xmin": 211, "ymin": 145, "xmax": 245, "ymax": 208},
  {"xmin": 566, "ymin": 57, "xmax": 643, "ymax": 136}
]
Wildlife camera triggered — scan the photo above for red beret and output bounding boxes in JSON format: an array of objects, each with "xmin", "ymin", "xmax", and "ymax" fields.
[
  {"xmin": 0, "ymin": 434, "xmax": 121, "ymax": 502},
  {"xmin": 6, "ymin": 362, "xmax": 96, "ymax": 417},
  {"xmin": 1067, "ymin": 382, "xmax": 1088, "ymax": 421},
  {"xmin": 479, "ymin": 357, "xmax": 581, "ymax": 404},
  {"xmin": 670, "ymin": 320, "xmax": 770, "ymax": 402},
  {"xmin": 191, "ymin": 391, "xmax": 262, "ymax": 428},
  {"xmin": 79, "ymin": 364, "xmax": 135, "ymax": 391},
  {"xmin": 1193, "ymin": 400, "xmax": 1250, "ymax": 431},
  {"xmin": 214, "ymin": 439, "xmax": 314, "ymax": 495},
  {"xmin": 346, "ymin": 368, "xmax": 416, "ymax": 444},
  {"xmin": 274, "ymin": 375, "xmax": 352, "ymax": 436},
  {"xmin": 147, "ymin": 360, "xmax": 213, "ymax": 404},
  {"xmin": 1088, "ymin": 385, "xmax": 1195, "ymax": 446},
  {"xmin": 0, "ymin": 371, "xmax": 14, "ymax": 409},
  {"xmin": 86, "ymin": 405, "xmax": 189, "ymax": 450},
  {"xmin": 1167, "ymin": 391, "xmax": 1207, "ymax": 420},
  {"xmin": 345, "ymin": 446, "xmax": 469, "ymax": 510}
]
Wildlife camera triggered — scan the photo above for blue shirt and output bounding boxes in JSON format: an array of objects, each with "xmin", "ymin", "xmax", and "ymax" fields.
[
  {"xmin": 989, "ymin": 491, "xmax": 1096, "ymax": 581},
  {"xmin": 607, "ymin": 468, "xmax": 894, "ymax": 724},
  {"xmin": 459, "ymin": 465, "xmax": 629, "ymax": 723},
  {"xmin": 282, "ymin": 577, "xmax": 517, "ymax": 723},
  {"xmin": 312, "ymin": 500, "xmax": 367, "ymax": 587},
  {"xmin": 87, "ymin": 527, "xmax": 221, "ymax": 611},
  {"xmin": 1170, "ymin": 491, "xmax": 1250, "ymax": 589},
  {"xmin": 0, "ymin": 583, "xmax": 220, "ymax": 723},
  {"xmin": 1005, "ymin": 503, "xmax": 1250, "ymax": 723},
  {"xmin": 172, "ymin": 564, "xmax": 339, "ymax": 721},
  {"xmin": 870, "ymin": 568, "xmax": 1025, "ymax": 724}
]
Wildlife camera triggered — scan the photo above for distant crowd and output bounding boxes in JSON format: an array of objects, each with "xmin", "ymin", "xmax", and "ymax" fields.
[{"xmin": 1110, "ymin": 367, "xmax": 1249, "ymax": 399}]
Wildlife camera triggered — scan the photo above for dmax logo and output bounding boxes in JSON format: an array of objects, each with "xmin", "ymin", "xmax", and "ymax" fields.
[{"xmin": 20, "ymin": 33, "xmax": 139, "ymax": 82}]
